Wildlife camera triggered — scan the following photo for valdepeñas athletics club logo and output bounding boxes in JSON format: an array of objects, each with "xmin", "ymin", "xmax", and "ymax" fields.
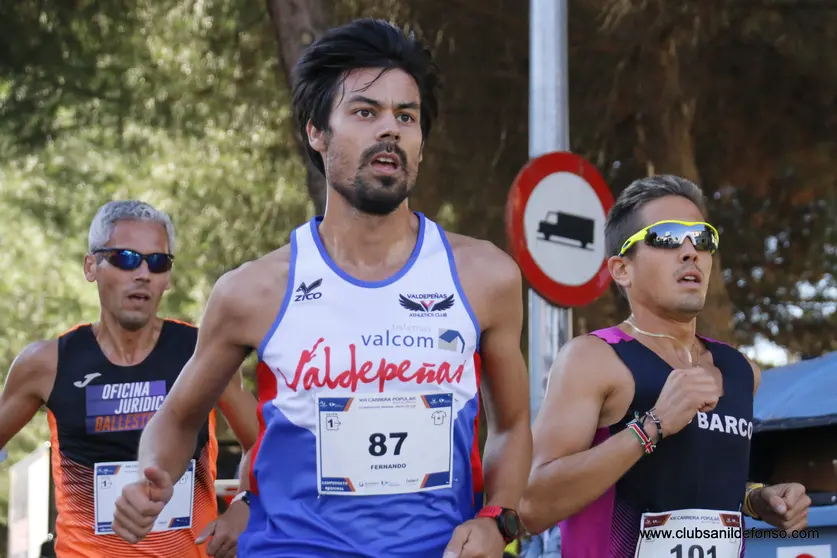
[{"xmin": 398, "ymin": 293, "xmax": 455, "ymax": 317}]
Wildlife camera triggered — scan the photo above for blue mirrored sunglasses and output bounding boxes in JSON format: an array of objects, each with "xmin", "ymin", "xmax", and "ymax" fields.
[{"xmin": 94, "ymin": 248, "xmax": 174, "ymax": 273}]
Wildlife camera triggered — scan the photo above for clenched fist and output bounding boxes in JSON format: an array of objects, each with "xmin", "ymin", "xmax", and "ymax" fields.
[
  {"xmin": 751, "ymin": 483, "xmax": 811, "ymax": 533},
  {"xmin": 653, "ymin": 367, "xmax": 721, "ymax": 438},
  {"xmin": 112, "ymin": 466, "xmax": 173, "ymax": 544}
]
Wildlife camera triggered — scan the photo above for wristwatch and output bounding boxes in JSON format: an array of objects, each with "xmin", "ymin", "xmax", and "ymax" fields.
[
  {"xmin": 476, "ymin": 506, "xmax": 521, "ymax": 544},
  {"xmin": 230, "ymin": 490, "xmax": 250, "ymax": 507}
]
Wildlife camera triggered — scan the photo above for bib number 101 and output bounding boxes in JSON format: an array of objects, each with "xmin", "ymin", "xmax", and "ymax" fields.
[{"xmin": 671, "ymin": 545, "xmax": 716, "ymax": 558}]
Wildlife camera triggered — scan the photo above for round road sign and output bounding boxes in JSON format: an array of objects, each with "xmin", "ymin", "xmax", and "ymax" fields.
[{"xmin": 505, "ymin": 151, "xmax": 615, "ymax": 307}]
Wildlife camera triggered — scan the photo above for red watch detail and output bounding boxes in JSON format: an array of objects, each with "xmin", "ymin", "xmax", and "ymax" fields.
[
  {"xmin": 477, "ymin": 506, "xmax": 520, "ymax": 544},
  {"xmin": 477, "ymin": 506, "xmax": 503, "ymax": 519}
]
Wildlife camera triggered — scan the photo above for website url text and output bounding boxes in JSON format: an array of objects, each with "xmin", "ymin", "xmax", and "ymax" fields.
[{"xmin": 641, "ymin": 527, "xmax": 819, "ymax": 540}]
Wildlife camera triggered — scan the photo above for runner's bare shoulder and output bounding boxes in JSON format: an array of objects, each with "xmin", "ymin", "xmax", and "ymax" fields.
[
  {"xmin": 554, "ymin": 333, "xmax": 626, "ymax": 379},
  {"xmin": 6, "ymin": 338, "xmax": 59, "ymax": 402},
  {"xmin": 443, "ymin": 231, "xmax": 521, "ymax": 315},
  {"xmin": 549, "ymin": 332, "xmax": 635, "ymax": 423},
  {"xmin": 206, "ymin": 245, "xmax": 292, "ymax": 345}
]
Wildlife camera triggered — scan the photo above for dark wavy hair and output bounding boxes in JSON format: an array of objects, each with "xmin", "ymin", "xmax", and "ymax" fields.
[
  {"xmin": 605, "ymin": 174, "xmax": 708, "ymax": 259},
  {"xmin": 290, "ymin": 18, "xmax": 441, "ymax": 176}
]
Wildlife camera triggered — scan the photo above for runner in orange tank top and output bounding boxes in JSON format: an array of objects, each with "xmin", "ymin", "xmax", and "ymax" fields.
[{"xmin": 0, "ymin": 200, "xmax": 259, "ymax": 558}]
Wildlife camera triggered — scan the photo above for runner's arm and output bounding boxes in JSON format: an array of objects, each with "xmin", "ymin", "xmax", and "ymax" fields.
[
  {"xmin": 236, "ymin": 447, "xmax": 251, "ymax": 492},
  {"xmin": 743, "ymin": 355, "xmax": 766, "ymax": 515},
  {"xmin": 218, "ymin": 370, "xmax": 258, "ymax": 495},
  {"xmin": 744, "ymin": 353, "xmax": 809, "ymax": 526},
  {"xmin": 518, "ymin": 336, "xmax": 656, "ymax": 534},
  {"xmin": 137, "ymin": 272, "xmax": 252, "ymax": 484},
  {"xmin": 0, "ymin": 341, "xmax": 55, "ymax": 448},
  {"xmin": 478, "ymin": 257, "xmax": 532, "ymax": 512},
  {"xmin": 217, "ymin": 369, "xmax": 259, "ymax": 451}
]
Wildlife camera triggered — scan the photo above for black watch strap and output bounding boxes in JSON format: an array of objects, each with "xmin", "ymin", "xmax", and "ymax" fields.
[{"xmin": 231, "ymin": 490, "xmax": 251, "ymax": 507}]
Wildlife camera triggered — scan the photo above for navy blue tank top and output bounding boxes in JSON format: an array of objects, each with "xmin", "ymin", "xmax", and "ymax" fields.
[{"xmin": 559, "ymin": 326, "xmax": 754, "ymax": 558}]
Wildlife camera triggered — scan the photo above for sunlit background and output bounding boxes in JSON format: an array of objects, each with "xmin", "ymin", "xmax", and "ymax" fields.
[{"xmin": 3, "ymin": 0, "xmax": 837, "ymax": 555}]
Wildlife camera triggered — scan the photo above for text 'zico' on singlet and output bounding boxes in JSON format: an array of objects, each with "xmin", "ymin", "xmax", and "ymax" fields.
[
  {"xmin": 238, "ymin": 212, "xmax": 484, "ymax": 558},
  {"xmin": 45, "ymin": 319, "xmax": 219, "ymax": 558},
  {"xmin": 559, "ymin": 326, "xmax": 754, "ymax": 558}
]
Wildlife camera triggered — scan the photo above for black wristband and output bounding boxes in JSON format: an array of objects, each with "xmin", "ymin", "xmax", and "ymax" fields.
[{"xmin": 231, "ymin": 490, "xmax": 250, "ymax": 507}]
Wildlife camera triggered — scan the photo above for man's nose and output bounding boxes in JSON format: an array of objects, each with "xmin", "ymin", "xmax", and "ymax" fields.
[
  {"xmin": 375, "ymin": 112, "xmax": 401, "ymax": 142},
  {"xmin": 133, "ymin": 261, "xmax": 152, "ymax": 281},
  {"xmin": 679, "ymin": 238, "xmax": 699, "ymax": 263}
]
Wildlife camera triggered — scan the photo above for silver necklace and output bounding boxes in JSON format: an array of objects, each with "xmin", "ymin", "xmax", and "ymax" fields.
[{"xmin": 625, "ymin": 315, "xmax": 698, "ymax": 367}]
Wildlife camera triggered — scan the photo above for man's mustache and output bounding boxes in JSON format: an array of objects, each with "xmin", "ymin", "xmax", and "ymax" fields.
[{"xmin": 360, "ymin": 142, "xmax": 407, "ymax": 167}]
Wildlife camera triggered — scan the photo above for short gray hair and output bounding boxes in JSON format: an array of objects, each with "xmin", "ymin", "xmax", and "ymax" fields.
[{"xmin": 88, "ymin": 200, "xmax": 176, "ymax": 254}]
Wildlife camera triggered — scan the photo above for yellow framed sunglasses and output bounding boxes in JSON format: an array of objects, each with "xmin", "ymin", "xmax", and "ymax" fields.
[{"xmin": 618, "ymin": 220, "xmax": 720, "ymax": 257}]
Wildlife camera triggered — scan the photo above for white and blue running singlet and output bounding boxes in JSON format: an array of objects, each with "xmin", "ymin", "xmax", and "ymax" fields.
[{"xmin": 237, "ymin": 212, "xmax": 485, "ymax": 557}]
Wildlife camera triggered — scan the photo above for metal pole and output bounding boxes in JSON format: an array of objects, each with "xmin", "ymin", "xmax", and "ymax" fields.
[
  {"xmin": 529, "ymin": 0, "xmax": 571, "ymax": 421},
  {"xmin": 521, "ymin": 2, "xmax": 571, "ymax": 556}
]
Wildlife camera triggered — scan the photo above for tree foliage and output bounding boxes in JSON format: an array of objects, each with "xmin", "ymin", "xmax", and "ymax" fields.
[
  {"xmin": 0, "ymin": 0, "xmax": 312, "ymax": 541},
  {"xmin": 303, "ymin": 0, "xmax": 837, "ymax": 354}
]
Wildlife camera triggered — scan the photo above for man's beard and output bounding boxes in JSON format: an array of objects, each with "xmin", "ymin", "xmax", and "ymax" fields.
[
  {"xmin": 329, "ymin": 142, "xmax": 414, "ymax": 215},
  {"xmin": 331, "ymin": 173, "xmax": 412, "ymax": 215}
]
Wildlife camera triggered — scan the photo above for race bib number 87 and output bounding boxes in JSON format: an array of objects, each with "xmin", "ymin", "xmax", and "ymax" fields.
[{"xmin": 316, "ymin": 393, "xmax": 454, "ymax": 496}]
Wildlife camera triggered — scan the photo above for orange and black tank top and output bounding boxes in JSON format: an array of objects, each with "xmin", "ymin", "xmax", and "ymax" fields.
[{"xmin": 45, "ymin": 319, "xmax": 219, "ymax": 558}]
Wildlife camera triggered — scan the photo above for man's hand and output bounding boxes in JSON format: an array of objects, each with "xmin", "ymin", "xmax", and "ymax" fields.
[
  {"xmin": 195, "ymin": 500, "xmax": 250, "ymax": 558},
  {"xmin": 652, "ymin": 367, "xmax": 721, "ymax": 438},
  {"xmin": 751, "ymin": 483, "xmax": 811, "ymax": 532},
  {"xmin": 442, "ymin": 517, "xmax": 505, "ymax": 558},
  {"xmin": 112, "ymin": 466, "xmax": 173, "ymax": 543}
]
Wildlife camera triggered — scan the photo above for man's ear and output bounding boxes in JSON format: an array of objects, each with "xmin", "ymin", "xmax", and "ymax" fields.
[
  {"xmin": 306, "ymin": 120, "xmax": 327, "ymax": 154},
  {"xmin": 608, "ymin": 255, "xmax": 632, "ymax": 291},
  {"xmin": 83, "ymin": 253, "xmax": 97, "ymax": 283}
]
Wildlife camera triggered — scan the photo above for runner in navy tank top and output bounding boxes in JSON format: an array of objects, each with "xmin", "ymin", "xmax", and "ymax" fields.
[
  {"xmin": 113, "ymin": 19, "xmax": 533, "ymax": 558},
  {"xmin": 519, "ymin": 175, "xmax": 811, "ymax": 557}
]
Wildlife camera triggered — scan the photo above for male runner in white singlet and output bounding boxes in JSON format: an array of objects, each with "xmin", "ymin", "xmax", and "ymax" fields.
[{"xmin": 112, "ymin": 18, "xmax": 533, "ymax": 558}]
